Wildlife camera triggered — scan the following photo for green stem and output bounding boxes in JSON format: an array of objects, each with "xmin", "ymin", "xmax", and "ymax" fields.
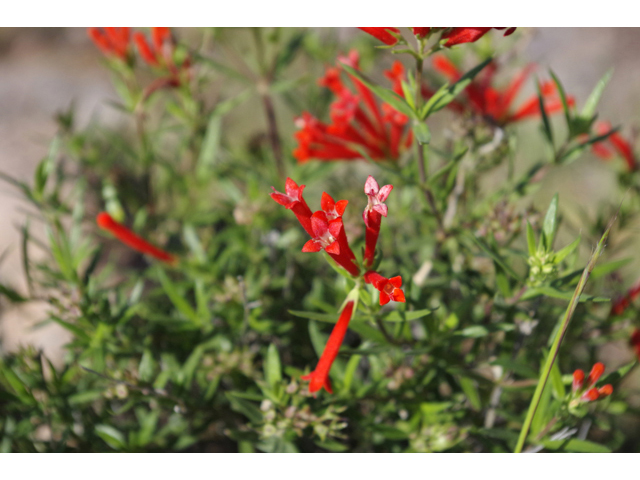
[{"xmin": 514, "ymin": 214, "xmax": 616, "ymax": 453}]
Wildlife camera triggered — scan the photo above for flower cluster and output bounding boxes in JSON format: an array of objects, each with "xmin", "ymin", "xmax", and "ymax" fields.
[
  {"xmin": 571, "ymin": 363, "xmax": 613, "ymax": 406},
  {"xmin": 590, "ymin": 121, "xmax": 637, "ymax": 171},
  {"xmin": 88, "ymin": 27, "xmax": 191, "ymax": 94},
  {"xmin": 271, "ymin": 176, "xmax": 405, "ymax": 393},
  {"xmin": 358, "ymin": 27, "xmax": 516, "ymax": 47},
  {"xmin": 293, "ymin": 52, "xmax": 412, "ymax": 163},
  {"xmin": 430, "ymin": 56, "xmax": 572, "ymax": 126},
  {"xmin": 96, "ymin": 212, "xmax": 176, "ymax": 265}
]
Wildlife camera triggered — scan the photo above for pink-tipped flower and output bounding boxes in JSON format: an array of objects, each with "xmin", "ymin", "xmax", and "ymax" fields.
[
  {"xmin": 270, "ymin": 178, "xmax": 314, "ymax": 237},
  {"xmin": 96, "ymin": 212, "xmax": 176, "ymax": 265},
  {"xmin": 363, "ymin": 176, "xmax": 393, "ymax": 267},
  {"xmin": 431, "ymin": 55, "xmax": 573, "ymax": 126},
  {"xmin": 364, "ymin": 271, "xmax": 405, "ymax": 306},
  {"xmin": 572, "ymin": 369, "xmax": 585, "ymax": 393},
  {"xmin": 590, "ymin": 121, "xmax": 637, "ymax": 172},
  {"xmin": 320, "ymin": 192, "xmax": 348, "ymax": 221},
  {"xmin": 88, "ymin": 28, "xmax": 132, "ymax": 61},
  {"xmin": 293, "ymin": 51, "xmax": 412, "ymax": 163},
  {"xmin": 302, "ymin": 301, "xmax": 356, "ymax": 394}
]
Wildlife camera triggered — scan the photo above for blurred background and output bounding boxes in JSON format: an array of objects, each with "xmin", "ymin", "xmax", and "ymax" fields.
[{"xmin": 1, "ymin": 26, "xmax": 640, "ymax": 366}]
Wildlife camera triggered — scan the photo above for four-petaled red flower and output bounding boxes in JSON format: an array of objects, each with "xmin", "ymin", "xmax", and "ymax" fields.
[
  {"xmin": 363, "ymin": 175, "xmax": 393, "ymax": 267},
  {"xmin": 571, "ymin": 362, "xmax": 613, "ymax": 404},
  {"xmin": 364, "ymin": 271, "xmax": 406, "ymax": 306},
  {"xmin": 302, "ymin": 301, "xmax": 355, "ymax": 394},
  {"xmin": 431, "ymin": 55, "xmax": 573, "ymax": 126},
  {"xmin": 590, "ymin": 121, "xmax": 637, "ymax": 172},
  {"xmin": 96, "ymin": 212, "xmax": 176, "ymax": 265},
  {"xmin": 293, "ymin": 51, "xmax": 412, "ymax": 163},
  {"xmin": 88, "ymin": 28, "xmax": 132, "ymax": 61},
  {"xmin": 302, "ymin": 211, "xmax": 342, "ymax": 255}
]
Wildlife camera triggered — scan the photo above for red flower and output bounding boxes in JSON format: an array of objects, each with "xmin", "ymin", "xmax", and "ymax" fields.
[
  {"xmin": 133, "ymin": 27, "xmax": 172, "ymax": 67},
  {"xmin": 88, "ymin": 28, "xmax": 132, "ymax": 61},
  {"xmin": 270, "ymin": 177, "xmax": 314, "ymax": 237},
  {"xmin": 571, "ymin": 363, "xmax": 612, "ymax": 404},
  {"xmin": 271, "ymin": 179, "xmax": 360, "ymax": 277},
  {"xmin": 358, "ymin": 27, "xmax": 515, "ymax": 47},
  {"xmin": 362, "ymin": 175, "xmax": 393, "ymax": 267},
  {"xmin": 302, "ymin": 301, "xmax": 356, "ymax": 393},
  {"xmin": 357, "ymin": 27, "xmax": 401, "ymax": 46},
  {"xmin": 590, "ymin": 121, "xmax": 637, "ymax": 171},
  {"xmin": 610, "ymin": 277, "xmax": 640, "ymax": 316},
  {"xmin": 630, "ymin": 328, "xmax": 640, "ymax": 361},
  {"xmin": 96, "ymin": 212, "xmax": 176, "ymax": 265},
  {"xmin": 364, "ymin": 271, "xmax": 405, "ymax": 306},
  {"xmin": 293, "ymin": 51, "xmax": 412, "ymax": 163},
  {"xmin": 431, "ymin": 55, "xmax": 573, "ymax": 126}
]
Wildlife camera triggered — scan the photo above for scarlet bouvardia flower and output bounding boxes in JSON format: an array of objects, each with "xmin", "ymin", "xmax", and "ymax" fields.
[
  {"xmin": 358, "ymin": 27, "xmax": 516, "ymax": 47},
  {"xmin": 293, "ymin": 51, "xmax": 412, "ymax": 163},
  {"xmin": 571, "ymin": 362, "xmax": 612, "ymax": 404},
  {"xmin": 431, "ymin": 55, "xmax": 573, "ymax": 126},
  {"xmin": 96, "ymin": 212, "xmax": 176, "ymax": 265},
  {"xmin": 302, "ymin": 301, "xmax": 355, "ymax": 393},
  {"xmin": 88, "ymin": 28, "xmax": 132, "ymax": 61},
  {"xmin": 364, "ymin": 271, "xmax": 406, "ymax": 305},
  {"xmin": 610, "ymin": 277, "xmax": 640, "ymax": 316},
  {"xmin": 590, "ymin": 121, "xmax": 637, "ymax": 171},
  {"xmin": 363, "ymin": 175, "xmax": 393, "ymax": 267},
  {"xmin": 271, "ymin": 179, "xmax": 360, "ymax": 277}
]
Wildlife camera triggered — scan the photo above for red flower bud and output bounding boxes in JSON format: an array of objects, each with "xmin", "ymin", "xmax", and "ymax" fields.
[
  {"xmin": 96, "ymin": 212, "xmax": 176, "ymax": 265},
  {"xmin": 586, "ymin": 362, "xmax": 605, "ymax": 388},
  {"xmin": 572, "ymin": 369, "xmax": 585, "ymax": 393},
  {"xmin": 581, "ymin": 388, "xmax": 600, "ymax": 402},
  {"xmin": 302, "ymin": 301, "xmax": 355, "ymax": 394},
  {"xmin": 598, "ymin": 384, "xmax": 613, "ymax": 398}
]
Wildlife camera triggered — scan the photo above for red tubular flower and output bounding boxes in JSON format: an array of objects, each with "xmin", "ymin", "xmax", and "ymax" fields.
[
  {"xmin": 586, "ymin": 362, "xmax": 605, "ymax": 388},
  {"xmin": 630, "ymin": 329, "xmax": 640, "ymax": 361},
  {"xmin": 88, "ymin": 27, "xmax": 131, "ymax": 60},
  {"xmin": 431, "ymin": 55, "xmax": 573, "ymax": 126},
  {"xmin": 302, "ymin": 300, "xmax": 356, "ymax": 394},
  {"xmin": 270, "ymin": 177, "xmax": 314, "ymax": 237},
  {"xmin": 362, "ymin": 175, "xmax": 393, "ymax": 267},
  {"xmin": 357, "ymin": 27, "xmax": 401, "ymax": 46},
  {"xmin": 572, "ymin": 362, "xmax": 613, "ymax": 404},
  {"xmin": 364, "ymin": 271, "xmax": 405, "ymax": 306},
  {"xmin": 302, "ymin": 211, "xmax": 342, "ymax": 255},
  {"xmin": 610, "ymin": 277, "xmax": 640, "ymax": 316},
  {"xmin": 572, "ymin": 369, "xmax": 585, "ymax": 393},
  {"xmin": 293, "ymin": 51, "xmax": 412, "ymax": 163},
  {"xmin": 96, "ymin": 212, "xmax": 176, "ymax": 265},
  {"xmin": 590, "ymin": 121, "xmax": 637, "ymax": 171}
]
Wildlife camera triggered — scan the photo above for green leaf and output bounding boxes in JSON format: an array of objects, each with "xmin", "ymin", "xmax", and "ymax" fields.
[
  {"xmin": 540, "ymin": 193, "xmax": 559, "ymax": 252},
  {"xmin": 181, "ymin": 345, "xmax": 204, "ymax": 389},
  {"xmin": 536, "ymin": 79, "xmax": 554, "ymax": 147},
  {"xmin": 138, "ymin": 349, "xmax": 155, "ymax": 383},
  {"xmin": 341, "ymin": 64, "xmax": 415, "ymax": 117},
  {"xmin": 264, "ymin": 343, "xmax": 282, "ymax": 388},
  {"xmin": 458, "ymin": 376, "xmax": 481, "ymax": 410},
  {"xmin": 226, "ymin": 393, "xmax": 262, "ymax": 424},
  {"xmin": 466, "ymin": 234, "xmax": 522, "ymax": 281},
  {"xmin": 549, "ymin": 70, "xmax": 572, "ymax": 130},
  {"xmin": 0, "ymin": 284, "xmax": 26, "ymax": 303},
  {"xmin": 421, "ymin": 57, "xmax": 492, "ymax": 118},
  {"xmin": 526, "ymin": 221, "xmax": 536, "ymax": 257},
  {"xmin": 315, "ymin": 440, "xmax": 349, "ymax": 452},
  {"xmin": 599, "ymin": 359, "xmax": 637, "ymax": 385},
  {"xmin": 554, "ymin": 236, "xmax": 580, "ymax": 264},
  {"xmin": 155, "ymin": 268, "xmax": 200, "ymax": 325},
  {"xmin": 581, "ymin": 69, "xmax": 613, "ymax": 119},
  {"xmin": 549, "ymin": 359, "xmax": 565, "ymax": 399},
  {"xmin": 95, "ymin": 424, "xmax": 126, "ymax": 450},
  {"xmin": 520, "ymin": 286, "xmax": 609, "ymax": 303},
  {"xmin": 542, "ymin": 439, "xmax": 611, "ymax": 453},
  {"xmin": 413, "ymin": 121, "xmax": 431, "ymax": 145},
  {"xmin": 340, "ymin": 354, "xmax": 362, "ymax": 395}
]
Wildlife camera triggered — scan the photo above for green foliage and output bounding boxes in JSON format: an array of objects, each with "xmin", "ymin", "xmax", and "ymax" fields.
[{"xmin": 0, "ymin": 27, "xmax": 638, "ymax": 453}]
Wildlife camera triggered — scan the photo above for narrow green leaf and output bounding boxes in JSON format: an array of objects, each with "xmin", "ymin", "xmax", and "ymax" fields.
[
  {"xmin": 156, "ymin": 268, "xmax": 200, "ymax": 325},
  {"xmin": 540, "ymin": 193, "xmax": 559, "ymax": 252},
  {"xmin": 536, "ymin": 79, "xmax": 554, "ymax": 147},
  {"xmin": 554, "ymin": 236, "xmax": 580, "ymax": 264},
  {"xmin": 526, "ymin": 221, "xmax": 537, "ymax": 257},
  {"xmin": 95, "ymin": 424, "xmax": 126, "ymax": 450},
  {"xmin": 542, "ymin": 439, "xmax": 611, "ymax": 453},
  {"xmin": 264, "ymin": 343, "xmax": 282, "ymax": 388},
  {"xmin": 458, "ymin": 376, "xmax": 481, "ymax": 410},
  {"xmin": 582, "ymin": 69, "xmax": 613, "ymax": 119},
  {"xmin": 340, "ymin": 354, "xmax": 362, "ymax": 395},
  {"xmin": 341, "ymin": 64, "xmax": 415, "ymax": 117},
  {"xmin": 413, "ymin": 121, "xmax": 431, "ymax": 145},
  {"xmin": 467, "ymin": 234, "xmax": 522, "ymax": 281},
  {"xmin": 549, "ymin": 70, "xmax": 572, "ymax": 130}
]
